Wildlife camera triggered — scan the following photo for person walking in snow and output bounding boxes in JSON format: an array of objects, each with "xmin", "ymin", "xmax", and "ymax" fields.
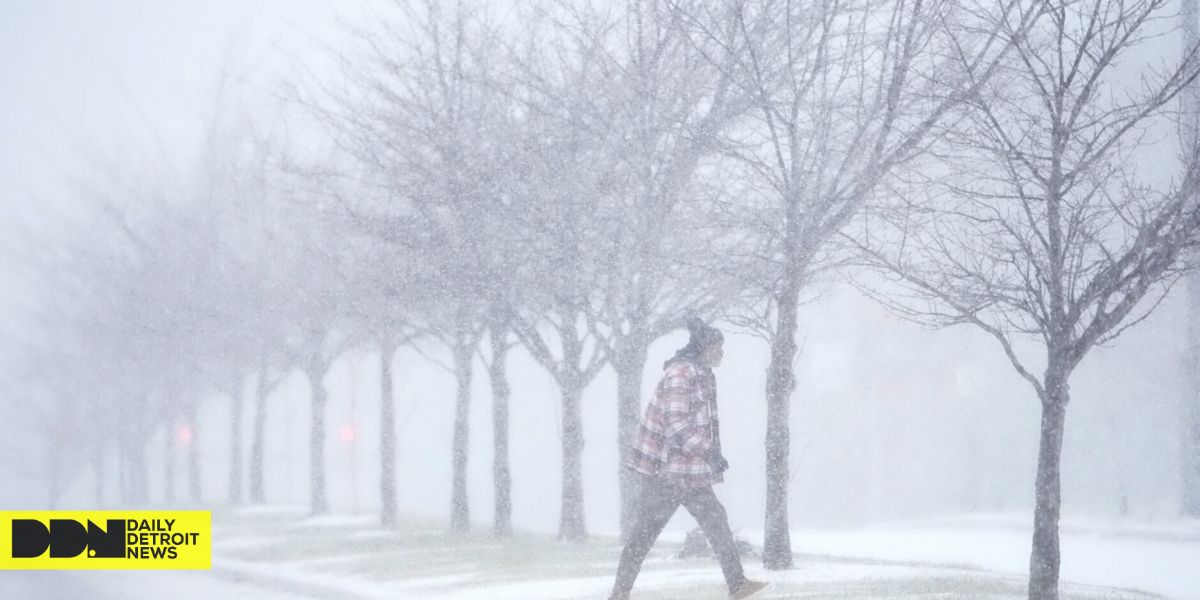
[{"xmin": 609, "ymin": 317, "xmax": 768, "ymax": 600}]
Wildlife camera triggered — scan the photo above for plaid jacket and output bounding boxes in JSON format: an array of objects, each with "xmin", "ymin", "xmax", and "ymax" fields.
[{"xmin": 627, "ymin": 357, "xmax": 723, "ymax": 487}]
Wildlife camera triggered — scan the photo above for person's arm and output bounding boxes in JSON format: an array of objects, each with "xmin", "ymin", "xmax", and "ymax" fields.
[{"xmin": 661, "ymin": 366, "xmax": 713, "ymax": 457}]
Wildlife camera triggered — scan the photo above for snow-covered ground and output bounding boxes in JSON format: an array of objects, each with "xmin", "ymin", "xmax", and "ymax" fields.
[
  {"xmin": 784, "ymin": 514, "xmax": 1200, "ymax": 600},
  {"xmin": 214, "ymin": 550, "xmax": 1128, "ymax": 600},
  {"xmin": 196, "ymin": 508, "xmax": 1181, "ymax": 600}
]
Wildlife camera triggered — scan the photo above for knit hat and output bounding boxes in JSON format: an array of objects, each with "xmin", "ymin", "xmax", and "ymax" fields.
[{"xmin": 685, "ymin": 316, "xmax": 723, "ymax": 349}]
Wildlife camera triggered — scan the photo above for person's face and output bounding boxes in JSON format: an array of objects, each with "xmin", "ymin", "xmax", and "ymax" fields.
[{"xmin": 700, "ymin": 341, "xmax": 724, "ymax": 368}]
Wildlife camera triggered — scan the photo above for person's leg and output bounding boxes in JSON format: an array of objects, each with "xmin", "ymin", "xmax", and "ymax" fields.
[
  {"xmin": 681, "ymin": 486, "xmax": 746, "ymax": 592},
  {"xmin": 611, "ymin": 477, "xmax": 680, "ymax": 598}
]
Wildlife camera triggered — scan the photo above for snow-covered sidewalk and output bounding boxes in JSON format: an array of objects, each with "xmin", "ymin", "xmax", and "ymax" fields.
[{"xmin": 207, "ymin": 508, "xmax": 1169, "ymax": 600}]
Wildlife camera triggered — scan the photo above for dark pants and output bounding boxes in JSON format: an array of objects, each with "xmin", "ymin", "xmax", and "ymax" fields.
[{"xmin": 611, "ymin": 474, "xmax": 746, "ymax": 596}]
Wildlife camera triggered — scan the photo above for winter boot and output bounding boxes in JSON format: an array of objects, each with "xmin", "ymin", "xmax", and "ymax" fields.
[{"xmin": 730, "ymin": 579, "xmax": 768, "ymax": 600}]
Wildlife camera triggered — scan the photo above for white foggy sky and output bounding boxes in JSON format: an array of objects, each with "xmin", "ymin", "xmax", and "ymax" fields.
[
  {"xmin": 0, "ymin": 0, "xmax": 1192, "ymax": 530},
  {"xmin": 0, "ymin": 0, "xmax": 349, "ymax": 334},
  {"xmin": 0, "ymin": 0, "xmax": 344, "ymax": 215}
]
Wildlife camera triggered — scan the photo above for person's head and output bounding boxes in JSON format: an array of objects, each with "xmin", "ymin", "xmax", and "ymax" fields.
[
  {"xmin": 698, "ymin": 335, "xmax": 724, "ymax": 368},
  {"xmin": 666, "ymin": 316, "xmax": 724, "ymax": 368}
]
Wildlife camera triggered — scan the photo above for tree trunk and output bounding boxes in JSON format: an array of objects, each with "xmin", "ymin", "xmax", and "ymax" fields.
[
  {"xmin": 380, "ymin": 347, "xmax": 399, "ymax": 528},
  {"xmin": 1184, "ymin": 272, "xmax": 1200, "ymax": 516},
  {"xmin": 489, "ymin": 325, "xmax": 513, "ymax": 537},
  {"xmin": 164, "ymin": 416, "xmax": 176, "ymax": 504},
  {"xmin": 126, "ymin": 394, "xmax": 150, "ymax": 504},
  {"xmin": 249, "ymin": 359, "xmax": 270, "ymax": 504},
  {"xmin": 1028, "ymin": 373, "xmax": 1069, "ymax": 600},
  {"xmin": 1185, "ymin": 375, "xmax": 1200, "ymax": 516},
  {"xmin": 559, "ymin": 375, "xmax": 588, "ymax": 542},
  {"xmin": 764, "ymin": 281, "xmax": 800, "ymax": 570},
  {"xmin": 187, "ymin": 403, "xmax": 202, "ymax": 502},
  {"xmin": 450, "ymin": 342, "xmax": 473, "ymax": 532},
  {"xmin": 614, "ymin": 334, "xmax": 648, "ymax": 543},
  {"xmin": 229, "ymin": 384, "xmax": 245, "ymax": 505},
  {"xmin": 308, "ymin": 364, "xmax": 329, "ymax": 515},
  {"xmin": 129, "ymin": 436, "xmax": 149, "ymax": 504},
  {"xmin": 555, "ymin": 305, "xmax": 590, "ymax": 543}
]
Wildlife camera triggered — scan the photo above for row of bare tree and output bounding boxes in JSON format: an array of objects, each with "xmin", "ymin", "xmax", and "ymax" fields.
[{"xmin": 5, "ymin": 1, "xmax": 1200, "ymax": 599}]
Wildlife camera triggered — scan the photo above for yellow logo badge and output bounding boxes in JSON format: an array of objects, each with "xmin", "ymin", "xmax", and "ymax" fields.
[{"xmin": 0, "ymin": 511, "xmax": 211, "ymax": 570}]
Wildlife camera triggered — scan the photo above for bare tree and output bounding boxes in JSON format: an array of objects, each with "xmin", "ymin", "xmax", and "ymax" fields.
[
  {"xmin": 481, "ymin": 312, "xmax": 515, "ymax": 536},
  {"xmin": 0, "ymin": 225, "xmax": 105, "ymax": 506},
  {"xmin": 278, "ymin": 248, "xmax": 358, "ymax": 517},
  {"xmin": 499, "ymin": 5, "xmax": 633, "ymax": 540},
  {"xmin": 304, "ymin": 0, "xmax": 526, "ymax": 531},
  {"xmin": 244, "ymin": 152, "xmax": 361, "ymax": 515},
  {"xmin": 501, "ymin": 107, "xmax": 611, "ymax": 541},
  {"xmin": 0, "ymin": 52, "xmax": 336, "ymax": 513},
  {"xmin": 248, "ymin": 346, "xmax": 286, "ymax": 504},
  {"xmin": 674, "ymin": 0, "xmax": 1040, "ymax": 568},
  {"xmin": 571, "ymin": 0, "xmax": 751, "ymax": 541},
  {"xmin": 859, "ymin": 1, "xmax": 1200, "ymax": 597}
]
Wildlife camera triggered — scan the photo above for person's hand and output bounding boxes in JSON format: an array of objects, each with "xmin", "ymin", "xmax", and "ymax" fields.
[{"xmin": 708, "ymin": 449, "xmax": 729, "ymax": 473}]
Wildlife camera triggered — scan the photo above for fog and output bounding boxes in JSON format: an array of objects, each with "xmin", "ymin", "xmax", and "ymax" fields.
[
  {"xmin": 2, "ymin": 2, "xmax": 1197, "ymax": 599},
  {"xmin": 18, "ymin": 284, "xmax": 1182, "ymax": 527}
]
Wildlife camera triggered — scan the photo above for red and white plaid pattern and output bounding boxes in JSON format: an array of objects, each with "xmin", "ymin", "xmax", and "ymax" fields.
[{"xmin": 627, "ymin": 358, "xmax": 722, "ymax": 487}]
